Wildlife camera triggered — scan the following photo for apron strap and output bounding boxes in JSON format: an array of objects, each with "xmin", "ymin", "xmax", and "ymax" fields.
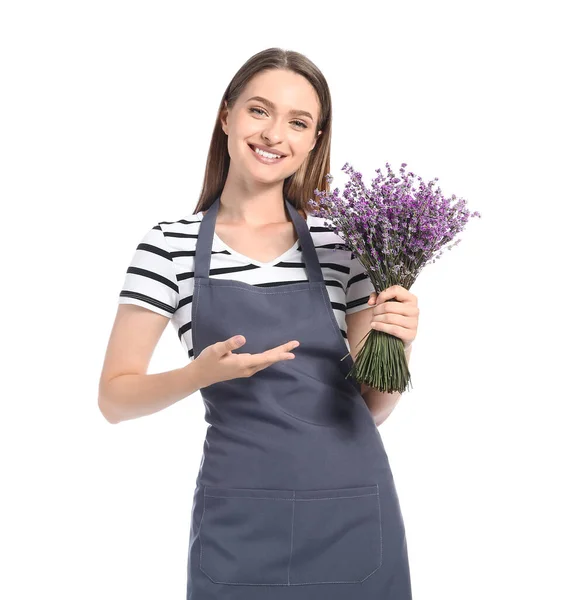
[{"xmin": 194, "ymin": 196, "xmax": 324, "ymax": 284}]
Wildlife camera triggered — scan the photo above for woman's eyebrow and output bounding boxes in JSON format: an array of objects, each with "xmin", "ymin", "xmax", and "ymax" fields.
[{"xmin": 245, "ymin": 96, "xmax": 314, "ymax": 121}]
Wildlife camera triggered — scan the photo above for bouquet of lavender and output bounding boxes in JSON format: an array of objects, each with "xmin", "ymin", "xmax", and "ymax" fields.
[{"xmin": 308, "ymin": 162, "xmax": 481, "ymax": 394}]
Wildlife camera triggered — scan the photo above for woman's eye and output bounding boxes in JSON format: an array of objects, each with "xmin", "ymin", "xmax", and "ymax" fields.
[{"xmin": 248, "ymin": 107, "xmax": 308, "ymax": 129}]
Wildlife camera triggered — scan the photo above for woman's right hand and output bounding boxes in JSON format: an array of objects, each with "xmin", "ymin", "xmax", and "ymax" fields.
[{"xmin": 194, "ymin": 335, "xmax": 300, "ymax": 387}]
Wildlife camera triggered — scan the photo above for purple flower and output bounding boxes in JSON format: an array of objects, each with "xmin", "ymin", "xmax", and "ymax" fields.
[
  {"xmin": 308, "ymin": 161, "xmax": 481, "ymax": 394},
  {"xmin": 308, "ymin": 162, "xmax": 481, "ymax": 293}
]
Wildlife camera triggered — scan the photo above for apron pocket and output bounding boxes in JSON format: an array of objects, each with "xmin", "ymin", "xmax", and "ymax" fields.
[
  {"xmin": 289, "ymin": 484, "xmax": 382, "ymax": 585},
  {"xmin": 198, "ymin": 486, "xmax": 294, "ymax": 585}
]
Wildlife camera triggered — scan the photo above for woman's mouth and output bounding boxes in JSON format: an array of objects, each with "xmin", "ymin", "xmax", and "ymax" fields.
[{"xmin": 248, "ymin": 144, "xmax": 286, "ymax": 165}]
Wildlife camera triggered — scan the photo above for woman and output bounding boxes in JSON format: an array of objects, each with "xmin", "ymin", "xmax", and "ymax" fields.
[{"xmin": 100, "ymin": 47, "xmax": 418, "ymax": 599}]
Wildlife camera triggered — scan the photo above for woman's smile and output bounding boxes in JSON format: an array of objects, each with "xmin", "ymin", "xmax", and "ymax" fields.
[{"xmin": 248, "ymin": 143, "xmax": 287, "ymax": 165}]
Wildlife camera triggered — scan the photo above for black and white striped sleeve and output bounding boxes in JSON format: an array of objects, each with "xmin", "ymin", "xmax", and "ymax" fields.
[
  {"xmin": 118, "ymin": 223, "xmax": 179, "ymax": 319},
  {"xmin": 345, "ymin": 252, "xmax": 376, "ymax": 314}
]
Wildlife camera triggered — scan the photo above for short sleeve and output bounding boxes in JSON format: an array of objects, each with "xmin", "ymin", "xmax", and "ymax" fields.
[
  {"xmin": 118, "ymin": 223, "xmax": 179, "ymax": 319},
  {"xmin": 345, "ymin": 252, "xmax": 376, "ymax": 314}
]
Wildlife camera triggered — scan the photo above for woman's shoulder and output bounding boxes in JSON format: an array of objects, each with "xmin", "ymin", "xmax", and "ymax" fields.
[
  {"xmin": 306, "ymin": 212, "xmax": 348, "ymax": 248},
  {"xmin": 155, "ymin": 211, "xmax": 203, "ymax": 251},
  {"xmin": 159, "ymin": 210, "xmax": 203, "ymax": 229},
  {"xmin": 305, "ymin": 209, "xmax": 335, "ymax": 228}
]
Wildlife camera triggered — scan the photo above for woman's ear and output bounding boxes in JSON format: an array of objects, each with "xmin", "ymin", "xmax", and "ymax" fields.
[{"xmin": 310, "ymin": 131, "xmax": 322, "ymax": 152}]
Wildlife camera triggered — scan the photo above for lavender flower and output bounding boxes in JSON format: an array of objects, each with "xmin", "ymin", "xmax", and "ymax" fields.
[{"xmin": 308, "ymin": 162, "xmax": 481, "ymax": 393}]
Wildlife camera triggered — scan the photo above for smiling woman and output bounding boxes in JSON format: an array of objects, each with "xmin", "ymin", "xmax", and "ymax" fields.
[
  {"xmin": 213, "ymin": 67, "xmax": 324, "ymax": 200},
  {"xmin": 103, "ymin": 47, "xmax": 413, "ymax": 600}
]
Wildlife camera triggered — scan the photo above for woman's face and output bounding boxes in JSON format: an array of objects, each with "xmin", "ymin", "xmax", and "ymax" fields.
[{"xmin": 220, "ymin": 69, "xmax": 322, "ymax": 182}]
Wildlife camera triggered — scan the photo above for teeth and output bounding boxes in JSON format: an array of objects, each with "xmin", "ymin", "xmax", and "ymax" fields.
[{"xmin": 254, "ymin": 146, "xmax": 282, "ymax": 159}]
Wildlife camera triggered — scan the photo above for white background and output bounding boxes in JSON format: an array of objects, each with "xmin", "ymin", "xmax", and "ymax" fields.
[{"xmin": 1, "ymin": 1, "xmax": 568, "ymax": 598}]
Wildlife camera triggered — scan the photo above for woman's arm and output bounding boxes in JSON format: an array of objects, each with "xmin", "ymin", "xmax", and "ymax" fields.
[
  {"xmin": 359, "ymin": 344, "xmax": 412, "ymax": 426},
  {"xmin": 346, "ymin": 306, "xmax": 413, "ymax": 427},
  {"xmin": 98, "ymin": 305, "xmax": 207, "ymax": 424},
  {"xmin": 99, "ymin": 362, "xmax": 206, "ymax": 424}
]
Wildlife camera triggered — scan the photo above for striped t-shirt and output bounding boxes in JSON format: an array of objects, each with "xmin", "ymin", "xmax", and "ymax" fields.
[{"xmin": 118, "ymin": 210, "xmax": 376, "ymax": 361}]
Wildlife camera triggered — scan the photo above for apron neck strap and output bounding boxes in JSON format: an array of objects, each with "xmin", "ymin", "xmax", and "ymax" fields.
[{"xmin": 194, "ymin": 196, "xmax": 324, "ymax": 283}]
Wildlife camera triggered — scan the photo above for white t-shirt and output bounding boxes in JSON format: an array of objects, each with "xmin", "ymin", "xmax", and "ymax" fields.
[{"xmin": 118, "ymin": 211, "xmax": 376, "ymax": 360}]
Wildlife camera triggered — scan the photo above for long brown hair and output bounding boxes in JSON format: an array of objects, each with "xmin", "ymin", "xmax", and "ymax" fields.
[{"xmin": 192, "ymin": 47, "xmax": 332, "ymax": 219}]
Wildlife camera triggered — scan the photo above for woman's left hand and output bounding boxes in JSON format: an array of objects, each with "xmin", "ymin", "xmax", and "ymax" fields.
[{"xmin": 367, "ymin": 285, "xmax": 419, "ymax": 350}]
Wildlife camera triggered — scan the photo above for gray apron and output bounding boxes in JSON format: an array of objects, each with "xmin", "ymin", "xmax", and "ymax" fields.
[{"xmin": 186, "ymin": 196, "xmax": 412, "ymax": 599}]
